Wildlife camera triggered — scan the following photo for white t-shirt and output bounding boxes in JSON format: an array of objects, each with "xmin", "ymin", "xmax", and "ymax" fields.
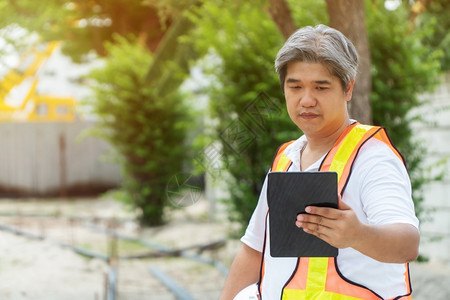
[{"xmin": 241, "ymin": 134, "xmax": 419, "ymax": 299}]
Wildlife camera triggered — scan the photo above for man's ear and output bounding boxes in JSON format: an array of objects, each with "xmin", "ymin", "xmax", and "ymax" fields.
[{"xmin": 345, "ymin": 79, "xmax": 355, "ymax": 102}]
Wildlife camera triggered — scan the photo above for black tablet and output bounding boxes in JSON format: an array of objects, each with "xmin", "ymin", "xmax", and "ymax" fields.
[{"xmin": 267, "ymin": 171, "xmax": 338, "ymax": 257}]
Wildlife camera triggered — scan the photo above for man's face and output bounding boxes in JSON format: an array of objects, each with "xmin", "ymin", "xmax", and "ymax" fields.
[{"xmin": 284, "ymin": 61, "xmax": 354, "ymax": 139}]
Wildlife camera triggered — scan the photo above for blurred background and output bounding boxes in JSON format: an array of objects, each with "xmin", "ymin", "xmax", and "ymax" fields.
[{"xmin": 0, "ymin": 0, "xmax": 449, "ymax": 299}]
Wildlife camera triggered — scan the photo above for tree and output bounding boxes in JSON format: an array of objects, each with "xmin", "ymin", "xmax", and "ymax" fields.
[
  {"xmin": 267, "ymin": 0, "xmax": 297, "ymax": 39},
  {"xmin": 87, "ymin": 35, "xmax": 193, "ymax": 225},
  {"xmin": 1, "ymin": 1, "xmax": 200, "ymax": 226},
  {"xmin": 326, "ymin": 0, "xmax": 372, "ymax": 124},
  {"xmin": 81, "ymin": 2, "xmax": 200, "ymax": 226}
]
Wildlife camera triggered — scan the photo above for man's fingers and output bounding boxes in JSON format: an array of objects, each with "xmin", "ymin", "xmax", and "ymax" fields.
[
  {"xmin": 303, "ymin": 222, "xmax": 332, "ymax": 242},
  {"xmin": 297, "ymin": 210, "xmax": 336, "ymax": 224},
  {"xmin": 296, "ymin": 214, "xmax": 332, "ymax": 230},
  {"xmin": 305, "ymin": 206, "xmax": 340, "ymax": 219}
]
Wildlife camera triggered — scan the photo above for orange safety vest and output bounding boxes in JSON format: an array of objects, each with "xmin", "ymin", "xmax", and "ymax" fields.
[{"xmin": 258, "ymin": 122, "xmax": 412, "ymax": 300}]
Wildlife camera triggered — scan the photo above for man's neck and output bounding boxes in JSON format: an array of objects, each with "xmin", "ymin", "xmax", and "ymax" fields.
[
  {"xmin": 300, "ymin": 119, "xmax": 351, "ymax": 171},
  {"xmin": 306, "ymin": 119, "xmax": 351, "ymax": 152}
]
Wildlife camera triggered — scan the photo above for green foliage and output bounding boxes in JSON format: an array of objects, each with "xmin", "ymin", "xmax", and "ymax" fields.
[
  {"xmin": 190, "ymin": 1, "xmax": 326, "ymax": 235},
  {"xmin": 87, "ymin": 35, "xmax": 192, "ymax": 226},
  {"xmin": 0, "ymin": 1, "xmax": 69, "ymax": 60},
  {"xmin": 367, "ymin": 1, "xmax": 443, "ymax": 220},
  {"xmin": 0, "ymin": 0, "xmax": 70, "ymax": 30},
  {"xmin": 0, "ymin": 0, "xmax": 179, "ymax": 62},
  {"xmin": 190, "ymin": 2, "xmax": 289, "ymax": 234},
  {"xmin": 415, "ymin": 0, "xmax": 450, "ymax": 71}
]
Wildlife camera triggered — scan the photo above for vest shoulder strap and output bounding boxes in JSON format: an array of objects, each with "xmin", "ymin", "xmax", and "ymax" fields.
[{"xmin": 271, "ymin": 141, "xmax": 295, "ymax": 172}]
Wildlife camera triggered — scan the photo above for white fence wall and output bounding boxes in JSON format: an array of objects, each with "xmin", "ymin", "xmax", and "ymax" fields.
[
  {"xmin": 0, "ymin": 121, "xmax": 121, "ymax": 197},
  {"xmin": 412, "ymin": 72, "xmax": 450, "ymax": 265}
]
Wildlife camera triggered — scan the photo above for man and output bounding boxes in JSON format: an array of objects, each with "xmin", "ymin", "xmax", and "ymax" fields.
[{"xmin": 220, "ymin": 25, "xmax": 420, "ymax": 300}]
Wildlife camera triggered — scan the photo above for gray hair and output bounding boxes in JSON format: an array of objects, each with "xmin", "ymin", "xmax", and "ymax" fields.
[{"xmin": 275, "ymin": 24, "xmax": 358, "ymax": 92}]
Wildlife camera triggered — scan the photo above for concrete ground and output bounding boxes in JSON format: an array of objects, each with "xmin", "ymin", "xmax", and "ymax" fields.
[{"xmin": 0, "ymin": 197, "xmax": 449, "ymax": 299}]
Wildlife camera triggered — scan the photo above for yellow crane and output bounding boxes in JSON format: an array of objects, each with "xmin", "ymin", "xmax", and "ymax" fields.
[{"xmin": 0, "ymin": 41, "xmax": 76, "ymax": 122}]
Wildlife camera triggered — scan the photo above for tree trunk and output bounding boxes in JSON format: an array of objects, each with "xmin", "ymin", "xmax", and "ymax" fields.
[
  {"xmin": 145, "ymin": 13, "xmax": 199, "ymax": 95},
  {"xmin": 267, "ymin": 0, "xmax": 297, "ymax": 39},
  {"xmin": 326, "ymin": 0, "xmax": 372, "ymax": 124}
]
